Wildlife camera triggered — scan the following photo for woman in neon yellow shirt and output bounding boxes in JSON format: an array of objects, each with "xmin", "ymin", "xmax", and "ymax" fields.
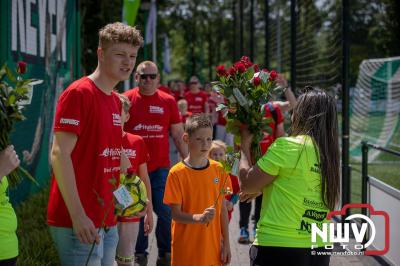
[
  {"xmin": 239, "ymin": 88, "xmax": 339, "ymax": 266},
  {"xmin": 0, "ymin": 145, "xmax": 20, "ymax": 266}
]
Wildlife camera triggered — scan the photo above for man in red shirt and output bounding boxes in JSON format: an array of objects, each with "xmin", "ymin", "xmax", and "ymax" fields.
[
  {"xmin": 47, "ymin": 22, "xmax": 143, "ymax": 265},
  {"xmin": 123, "ymin": 61, "xmax": 188, "ymax": 266},
  {"xmin": 184, "ymin": 76, "xmax": 209, "ymax": 114}
]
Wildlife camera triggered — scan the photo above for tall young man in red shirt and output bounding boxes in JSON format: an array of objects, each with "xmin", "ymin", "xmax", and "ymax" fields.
[
  {"xmin": 123, "ymin": 61, "xmax": 188, "ymax": 266},
  {"xmin": 47, "ymin": 22, "xmax": 143, "ymax": 265}
]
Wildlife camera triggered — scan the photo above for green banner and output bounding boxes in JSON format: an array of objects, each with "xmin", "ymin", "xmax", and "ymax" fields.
[
  {"xmin": 123, "ymin": 0, "xmax": 141, "ymax": 26},
  {"xmin": 0, "ymin": 0, "xmax": 80, "ymax": 204}
]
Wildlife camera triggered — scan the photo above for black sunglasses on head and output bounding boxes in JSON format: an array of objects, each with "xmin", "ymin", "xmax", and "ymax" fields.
[{"xmin": 139, "ymin": 74, "xmax": 157, "ymax": 80}]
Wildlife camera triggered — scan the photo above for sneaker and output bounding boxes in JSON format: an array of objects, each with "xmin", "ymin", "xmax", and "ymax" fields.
[
  {"xmin": 134, "ymin": 253, "xmax": 148, "ymax": 266},
  {"xmin": 238, "ymin": 227, "xmax": 250, "ymax": 244},
  {"xmin": 156, "ymin": 252, "xmax": 171, "ymax": 266}
]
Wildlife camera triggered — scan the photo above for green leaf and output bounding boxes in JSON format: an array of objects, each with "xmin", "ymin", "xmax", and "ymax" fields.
[
  {"xmin": 5, "ymin": 65, "xmax": 16, "ymax": 83},
  {"xmin": 8, "ymin": 94, "xmax": 16, "ymax": 105}
]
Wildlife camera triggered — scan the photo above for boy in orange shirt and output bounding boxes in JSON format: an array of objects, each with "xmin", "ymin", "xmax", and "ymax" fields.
[{"xmin": 164, "ymin": 114, "xmax": 231, "ymax": 266}]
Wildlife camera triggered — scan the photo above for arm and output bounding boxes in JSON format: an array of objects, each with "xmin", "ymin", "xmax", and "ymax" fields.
[
  {"xmin": 51, "ymin": 132, "xmax": 99, "ymax": 244},
  {"xmin": 276, "ymin": 74, "xmax": 297, "ymax": 112},
  {"xmin": 220, "ymin": 199, "xmax": 231, "ymax": 265},
  {"xmin": 239, "ymin": 129, "xmax": 276, "ymax": 194},
  {"xmin": 138, "ymin": 162, "xmax": 154, "ymax": 235},
  {"xmin": 170, "ymin": 123, "xmax": 188, "ymax": 158},
  {"xmin": 276, "ymin": 122, "xmax": 285, "ymax": 138},
  {"xmin": 0, "ymin": 145, "xmax": 20, "ymax": 180},
  {"xmin": 170, "ymin": 204, "xmax": 215, "ymax": 224}
]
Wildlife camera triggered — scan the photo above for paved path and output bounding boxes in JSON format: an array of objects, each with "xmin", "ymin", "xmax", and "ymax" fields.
[{"xmin": 146, "ymin": 205, "xmax": 385, "ymax": 266}]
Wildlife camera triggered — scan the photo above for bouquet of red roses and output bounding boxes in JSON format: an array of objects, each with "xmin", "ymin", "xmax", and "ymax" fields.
[
  {"xmin": 0, "ymin": 61, "xmax": 41, "ymax": 186},
  {"xmin": 213, "ymin": 56, "xmax": 280, "ymax": 160}
]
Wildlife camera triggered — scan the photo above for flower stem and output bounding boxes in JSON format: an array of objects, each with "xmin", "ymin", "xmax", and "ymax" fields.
[{"xmin": 85, "ymin": 200, "xmax": 114, "ymax": 266}]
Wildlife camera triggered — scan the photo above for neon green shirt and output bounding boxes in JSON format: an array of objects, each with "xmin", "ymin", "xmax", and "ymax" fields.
[
  {"xmin": 255, "ymin": 135, "xmax": 330, "ymax": 248},
  {"xmin": 0, "ymin": 177, "xmax": 18, "ymax": 259}
]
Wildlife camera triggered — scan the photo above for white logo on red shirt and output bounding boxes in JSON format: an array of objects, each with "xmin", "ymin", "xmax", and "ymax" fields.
[
  {"xmin": 124, "ymin": 149, "xmax": 137, "ymax": 159},
  {"xmin": 60, "ymin": 118, "xmax": 80, "ymax": 126},
  {"xmin": 113, "ymin": 113, "xmax": 121, "ymax": 126},
  {"xmin": 133, "ymin": 124, "xmax": 163, "ymax": 132},
  {"xmin": 99, "ymin": 148, "xmax": 121, "ymax": 157},
  {"xmin": 149, "ymin": 105, "xmax": 164, "ymax": 114},
  {"xmin": 195, "ymin": 97, "xmax": 203, "ymax": 102}
]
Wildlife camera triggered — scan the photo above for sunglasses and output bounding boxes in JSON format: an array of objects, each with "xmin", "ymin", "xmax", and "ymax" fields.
[
  {"xmin": 139, "ymin": 74, "xmax": 157, "ymax": 80},
  {"xmin": 189, "ymin": 81, "xmax": 198, "ymax": 85}
]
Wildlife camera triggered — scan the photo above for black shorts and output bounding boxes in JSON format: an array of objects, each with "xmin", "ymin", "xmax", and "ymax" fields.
[{"xmin": 249, "ymin": 245, "xmax": 330, "ymax": 266}]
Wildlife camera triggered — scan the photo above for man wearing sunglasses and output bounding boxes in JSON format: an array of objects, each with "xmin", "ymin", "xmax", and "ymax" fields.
[
  {"xmin": 123, "ymin": 61, "xmax": 188, "ymax": 266},
  {"xmin": 184, "ymin": 76, "xmax": 209, "ymax": 115}
]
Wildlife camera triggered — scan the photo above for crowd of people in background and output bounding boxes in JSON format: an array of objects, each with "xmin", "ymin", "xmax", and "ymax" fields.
[{"xmin": 1, "ymin": 22, "xmax": 340, "ymax": 266}]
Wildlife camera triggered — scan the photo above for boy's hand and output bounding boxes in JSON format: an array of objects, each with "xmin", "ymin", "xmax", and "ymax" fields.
[
  {"xmin": 226, "ymin": 200, "xmax": 234, "ymax": 212},
  {"xmin": 144, "ymin": 202, "xmax": 154, "ymax": 235},
  {"xmin": 221, "ymin": 239, "xmax": 231, "ymax": 265},
  {"xmin": 72, "ymin": 214, "xmax": 100, "ymax": 244},
  {"xmin": 195, "ymin": 206, "xmax": 216, "ymax": 224}
]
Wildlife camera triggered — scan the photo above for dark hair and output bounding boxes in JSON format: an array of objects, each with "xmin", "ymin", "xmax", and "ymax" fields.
[
  {"xmin": 290, "ymin": 87, "xmax": 340, "ymax": 210},
  {"xmin": 185, "ymin": 114, "xmax": 213, "ymax": 136}
]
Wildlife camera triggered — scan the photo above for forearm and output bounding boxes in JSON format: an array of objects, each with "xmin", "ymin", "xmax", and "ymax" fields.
[
  {"xmin": 51, "ymin": 150, "xmax": 85, "ymax": 219},
  {"xmin": 173, "ymin": 136, "xmax": 188, "ymax": 158},
  {"xmin": 239, "ymin": 142, "xmax": 258, "ymax": 193},
  {"xmin": 284, "ymin": 88, "xmax": 297, "ymax": 111},
  {"xmin": 138, "ymin": 166, "xmax": 152, "ymax": 206},
  {"xmin": 171, "ymin": 208, "xmax": 203, "ymax": 224},
  {"xmin": 220, "ymin": 203, "xmax": 230, "ymax": 242}
]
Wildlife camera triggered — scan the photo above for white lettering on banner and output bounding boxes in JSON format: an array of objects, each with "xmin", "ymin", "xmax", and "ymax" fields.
[
  {"xmin": 60, "ymin": 118, "xmax": 79, "ymax": 125},
  {"xmin": 149, "ymin": 105, "xmax": 164, "ymax": 114},
  {"xmin": 113, "ymin": 113, "xmax": 121, "ymax": 126},
  {"xmin": 11, "ymin": 0, "xmax": 67, "ymax": 62},
  {"xmin": 133, "ymin": 124, "xmax": 163, "ymax": 132}
]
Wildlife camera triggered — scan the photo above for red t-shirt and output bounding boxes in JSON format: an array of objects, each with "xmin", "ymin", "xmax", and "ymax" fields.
[
  {"xmin": 184, "ymin": 91, "xmax": 209, "ymax": 114},
  {"xmin": 123, "ymin": 133, "xmax": 149, "ymax": 175},
  {"xmin": 123, "ymin": 88, "xmax": 181, "ymax": 172},
  {"xmin": 119, "ymin": 132, "xmax": 149, "ymax": 223},
  {"xmin": 259, "ymin": 103, "xmax": 284, "ymax": 155},
  {"xmin": 47, "ymin": 77, "xmax": 122, "ymax": 228},
  {"xmin": 158, "ymin": 85, "xmax": 171, "ymax": 95}
]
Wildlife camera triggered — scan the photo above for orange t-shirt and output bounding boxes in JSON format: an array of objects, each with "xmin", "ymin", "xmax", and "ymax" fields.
[{"xmin": 164, "ymin": 160, "xmax": 230, "ymax": 266}]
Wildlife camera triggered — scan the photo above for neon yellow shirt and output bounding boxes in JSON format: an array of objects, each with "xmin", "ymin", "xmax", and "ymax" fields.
[
  {"xmin": 255, "ymin": 135, "xmax": 330, "ymax": 248},
  {"xmin": 0, "ymin": 177, "xmax": 18, "ymax": 259}
]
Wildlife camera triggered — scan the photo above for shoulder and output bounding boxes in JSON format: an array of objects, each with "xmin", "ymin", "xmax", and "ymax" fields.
[
  {"xmin": 208, "ymin": 159, "xmax": 224, "ymax": 171},
  {"xmin": 123, "ymin": 87, "xmax": 139, "ymax": 99},
  {"xmin": 157, "ymin": 90, "xmax": 176, "ymax": 102},
  {"xmin": 169, "ymin": 162, "xmax": 188, "ymax": 176},
  {"xmin": 271, "ymin": 136, "xmax": 314, "ymax": 152}
]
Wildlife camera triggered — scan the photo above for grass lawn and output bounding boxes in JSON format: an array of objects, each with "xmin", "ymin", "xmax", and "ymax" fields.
[{"xmin": 15, "ymin": 186, "xmax": 59, "ymax": 266}]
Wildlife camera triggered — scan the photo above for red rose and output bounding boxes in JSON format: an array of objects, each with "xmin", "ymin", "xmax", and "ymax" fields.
[
  {"xmin": 17, "ymin": 61, "xmax": 27, "ymax": 74},
  {"xmin": 240, "ymin": 56, "xmax": 250, "ymax": 62},
  {"xmin": 228, "ymin": 66, "xmax": 237, "ymax": 76},
  {"xmin": 234, "ymin": 62, "xmax": 246, "ymax": 73},
  {"xmin": 253, "ymin": 64, "xmax": 259, "ymax": 72},
  {"xmin": 269, "ymin": 70, "xmax": 277, "ymax": 81},
  {"xmin": 244, "ymin": 61, "xmax": 253, "ymax": 68},
  {"xmin": 216, "ymin": 65, "xmax": 227, "ymax": 76},
  {"xmin": 253, "ymin": 76, "xmax": 261, "ymax": 86}
]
